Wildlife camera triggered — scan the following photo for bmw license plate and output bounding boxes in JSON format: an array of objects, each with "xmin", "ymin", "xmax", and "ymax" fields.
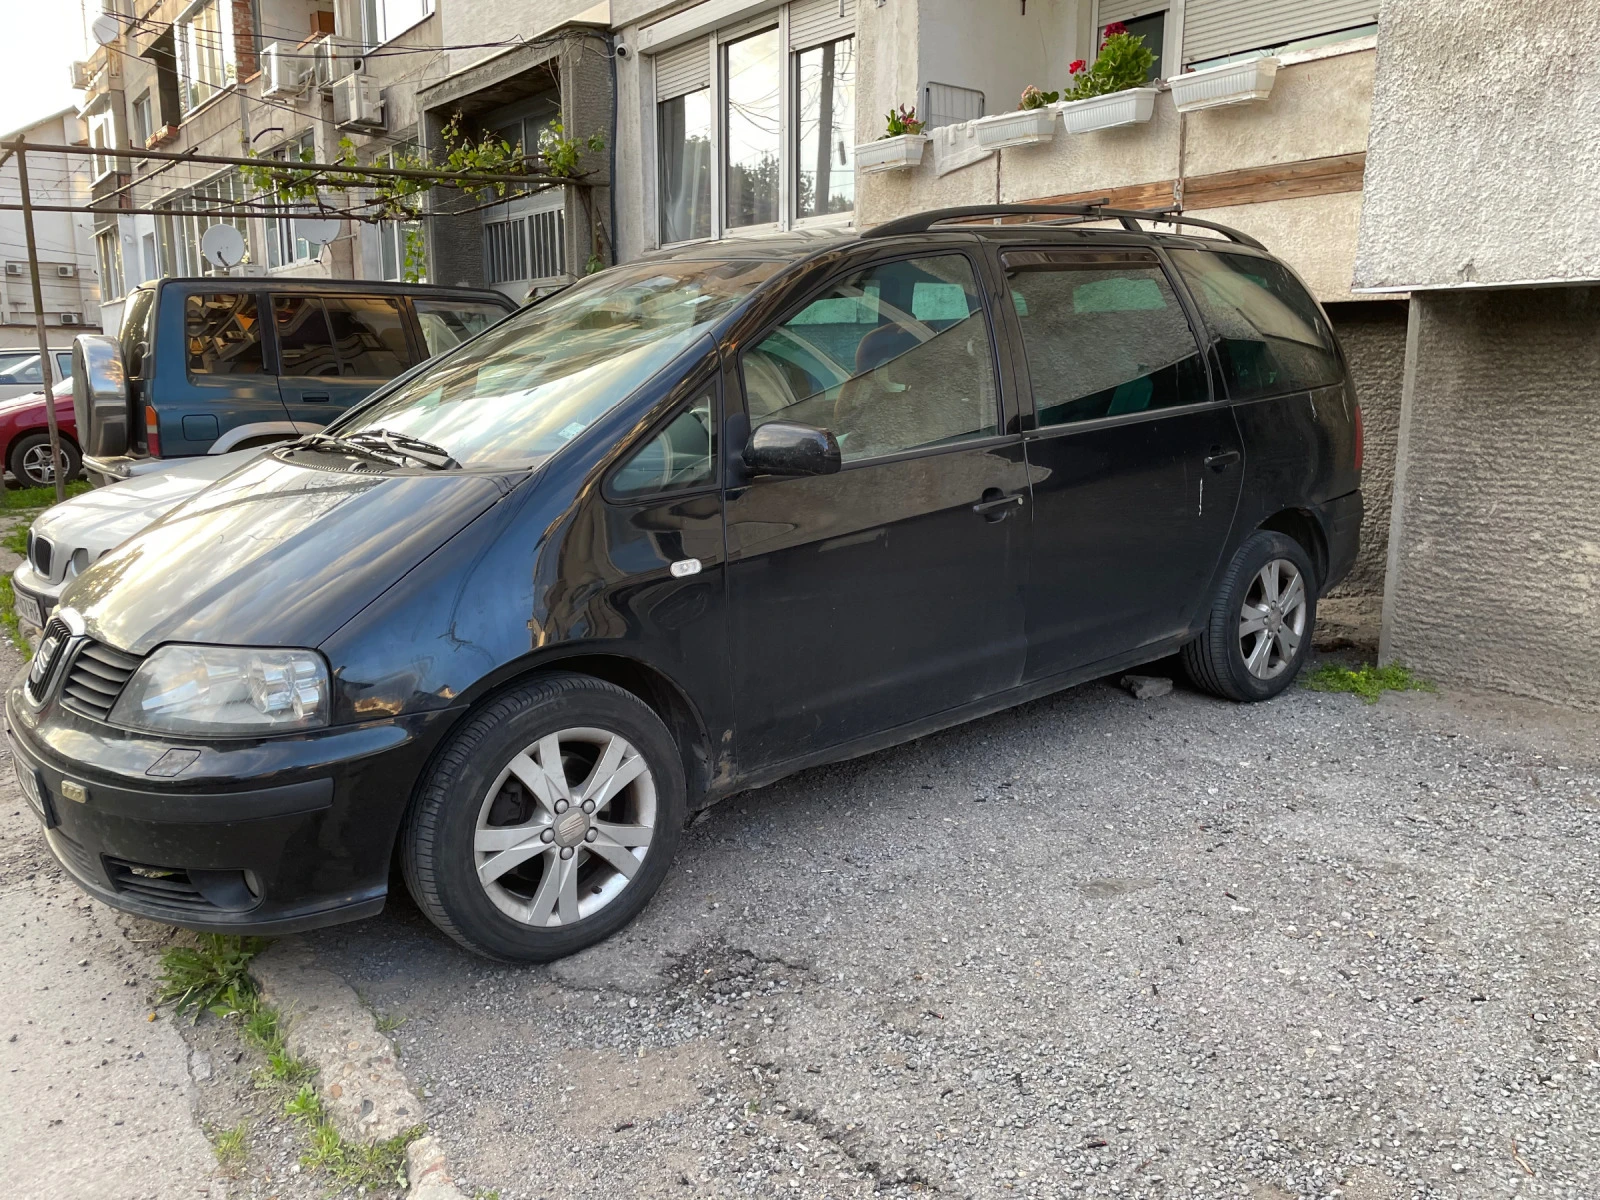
[{"xmin": 12, "ymin": 588, "xmax": 43, "ymax": 630}]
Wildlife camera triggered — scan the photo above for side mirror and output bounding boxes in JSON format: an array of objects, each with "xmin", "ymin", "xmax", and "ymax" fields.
[
  {"xmin": 742, "ymin": 420, "xmax": 841, "ymax": 478},
  {"xmin": 71, "ymin": 334, "xmax": 130, "ymax": 458}
]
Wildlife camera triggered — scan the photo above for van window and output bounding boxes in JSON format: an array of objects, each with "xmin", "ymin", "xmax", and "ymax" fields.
[
  {"xmin": 1002, "ymin": 249, "xmax": 1207, "ymax": 427},
  {"xmin": 273, "ymin": 295, "xmax": 340, "ymax": 377},
  {"xmin": 185, "ymin": 293, "xmax": 267, "ymax": 376},
  {"xmin": 414, "ymin": 300, "xmax": 509, "ymax": 356},
  {"xmin": 742, "ymin": 254, "xmax": 998, "ymax": 463},
  {"xmin": 1168, "ymin": 249, "xmax": 1341, "ymax": 399},
  {"xmin": 324, "ymin": 296, "xmax": 413, "ymax": 377}
]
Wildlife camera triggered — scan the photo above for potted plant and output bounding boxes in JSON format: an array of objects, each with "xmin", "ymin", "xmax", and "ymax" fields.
[
  {"xmin": 1059, "ymin": 23, "xmax": 1161, "ymax": 133},
  {"xmin": 1169, "ymin": 56, "xmax": 1281, "ymax": 112},
  {"xmin": 973, "ymin": 85, "xmax": 1060, "ymax": 150},
  {"xmin": 855, "ymin": 106, "xmax": 930, "ymax": 174}
]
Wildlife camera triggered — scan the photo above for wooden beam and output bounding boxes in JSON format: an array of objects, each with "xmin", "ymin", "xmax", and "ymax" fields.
[{"xmin": 1028, "ymin": 151, "xmax": 1368, "ymax": 215}]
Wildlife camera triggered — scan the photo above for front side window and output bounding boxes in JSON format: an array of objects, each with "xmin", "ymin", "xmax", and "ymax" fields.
[
  {"xmin": 1169, "ymin": 249, "xmax": 1342, "ymax": 399},
  {"xmin": 794, "ymin": 37, "xmax": 855, "ymax": 219},
  {"xmin": 186, "ymin": 293, "xmax": 266, "ymax": 376},
  {"xmin": 742, "ymin": 255, "xmax": 998, "ymax": 463},
  {"xmin": 611, "ymin": 394, "xmax": 716, "ymax": 496},
  {"xmin": 724, "ymin": 28, "xmax": 782, "ymax": 229},
  {"xmin": 273, "ymin": 296, "xmax": 339, "ymax": 377},
  {"xmin": 334, "ymin": 258, "xmax": 781, "ymax": 468},
  {"xmin": 658, "ymin": 89, "xmax": 712, "ymax": 243},
  {"xmin": 413, "ymin": 300, "xmax": 507, "ymax": 357},
  {"xmin": 1003, "ymin": 249, "xmax": 1207, "ymax": 426}
]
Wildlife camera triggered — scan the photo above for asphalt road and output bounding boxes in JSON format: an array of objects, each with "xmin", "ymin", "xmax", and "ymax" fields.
[{"xmin": 294, "ymin": 662, "xmax": 1600, "ymax": 1200}]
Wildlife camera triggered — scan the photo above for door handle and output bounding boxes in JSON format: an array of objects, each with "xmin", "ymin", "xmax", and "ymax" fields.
[
  {"xmin": 1204, "ymin": 448, "xmax": 1240, "ymax": 471},
  {"xmin": 972, "ymin": 490, "xmax": 1024, "ymax": 521},
  {"xmin": 302, "ymin": 393, "xmax": 331, "ymax": 403}
]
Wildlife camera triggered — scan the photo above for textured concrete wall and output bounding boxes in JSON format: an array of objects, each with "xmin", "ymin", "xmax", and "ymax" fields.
[
  {"xmin": 1324, "ymin": 300, "xmax": 1406, "ymax": 597},
  {"xmin": 1353, "ymin": 0, "xmax": 1600, "ymax": 290},
  {"xmin": 1380, "ymin": 287, "xmax": 1600, "ymax": 708}
]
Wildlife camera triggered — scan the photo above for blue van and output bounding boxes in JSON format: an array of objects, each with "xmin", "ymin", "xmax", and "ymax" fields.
[{"xmin": 75, "ymin": 278, "xmax": 514, "ymax": 484}]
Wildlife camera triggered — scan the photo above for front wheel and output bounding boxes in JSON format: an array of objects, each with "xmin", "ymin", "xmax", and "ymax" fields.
[
  {"xmin": 1182, "ymin": 530, "xmax": 1317, "ymax": 702},
  {"xmin": 401, "ymin": 673, "xmax": 686, "ymax": 961}
]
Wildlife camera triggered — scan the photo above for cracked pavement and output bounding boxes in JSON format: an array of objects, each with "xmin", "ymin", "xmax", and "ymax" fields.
[{"xmin": 296, "ymin": 659, "xmax": 1600, "ymax": 1200}]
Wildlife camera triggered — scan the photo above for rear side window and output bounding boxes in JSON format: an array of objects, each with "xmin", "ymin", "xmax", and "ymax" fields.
[
  {"xmin": 1169, "ymin": 249, "xmax": 1341, "ymax": 399},
  {"xmin": 741, "ymin": 254, "xmax": 998, "ymax": 464},
  {"xmin": 414, "ymin": 300, "xmax": 509, "ymax": 357},
  {"xmin": 323, "ymin": 296, "xmax": 413, "ymax": 377},
  {"xmin": 185, "ymin": 293, "xmax": 267, "ymax": 376},
  {"xmin": 1003, "ymin": 249, "xmax": 1207, "ymax": 427},
  {"xmin": 273, "ymin": 296, "xmax": 339, "ymax": 377}
]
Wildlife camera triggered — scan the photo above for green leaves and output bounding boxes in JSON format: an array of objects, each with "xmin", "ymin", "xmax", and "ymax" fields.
[
  {"xmin": 883, "ymin": 105, "xmax": 925, "ymax": 138},
  {"xmin": 155, "ymin": 934, "xmax": 269, "ymax": 1021},
  {"xmin": 1304, "ymin": 662, "xmax": 1436, "ymax": 703},
  {"xmin": 1020, "ymin": 85, "xmax": 1060, "ymax": 110},
  {"xmin": 1064, "ymin": 32, "xmax": 1156, "ymax": 101}
]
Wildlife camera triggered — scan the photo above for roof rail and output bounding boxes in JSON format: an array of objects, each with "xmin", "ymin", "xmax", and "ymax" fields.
[{"xmin": 862, "ymin": 203, "xmax": 1265, "ymax": 250}]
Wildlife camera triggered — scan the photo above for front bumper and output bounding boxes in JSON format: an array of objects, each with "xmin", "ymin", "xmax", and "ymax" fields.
[
  {"xmin": 6, "ymin": 680, "xmax": 462, "ymax": 934},
  {"xmin": 11, "ymin": 561, "xmax": 62, "ymax": 630}
]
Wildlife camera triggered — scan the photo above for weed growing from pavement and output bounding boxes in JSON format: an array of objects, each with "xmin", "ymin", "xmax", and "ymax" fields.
[
  {"xmin": 375, "ymin": 1011, "xmax": 408, "ymax": 1034},
  {"xmin": 212, "ymin": 1121, "xmax": 250, "ymax": 1168},
  {"xmin": 0, "ymin": 575, "xmax": 27, "ymax": 654},
  {"xmin": 284, "ymin": 1083, "xmax": 422, "ymax": 1191},
  {"xmin": 156, "ymin": 934, "xmax": 269, "ymax": 1018},
  {"xmin": 2, "ymin": 524, "xmax": 26, "ymax": 556},
  {"xmin": 1304, "ymin": 662, "xmax": 1436, "ymax": 704}
]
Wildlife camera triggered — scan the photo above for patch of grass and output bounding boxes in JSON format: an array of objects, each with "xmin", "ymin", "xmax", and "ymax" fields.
[
  {"xmin": 1, "ymin": 479, "xmax": 91, "ymax": 510},
  {"xmin": 375, "ymin": 1011, "xmax": 407, "ymax": 1034},
  {"xmin": 0, "ymin": 575, "xmax": 27, "ymax": 655},
  {"xmin": 212, "ymin": 1121, "xmax": 249, "ymax": 1169},
  {"xmin": 2, "ymin": 524, "xmax": 26, "ymax": 557},
  {"xmin": 1304, "ymin": 662, "xmax": 1436, "ymax": 704},
  {"xmin": 285, "ymin": 1084, "xmax": 422, "ymax": 1191},
  {"xmin": 155, "ymin": 934, "xmax": 269, "ymax": 1020}
]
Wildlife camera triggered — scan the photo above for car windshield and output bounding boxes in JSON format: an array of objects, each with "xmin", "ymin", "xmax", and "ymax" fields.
[{"xmin": 333, "ymin": 258, "xmax": 782, "ymax": 467}]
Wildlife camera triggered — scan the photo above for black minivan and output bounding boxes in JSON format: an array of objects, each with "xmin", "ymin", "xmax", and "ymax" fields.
[
  {"xmin": 75, "ymin": 277, "xmax": 514, "ymax": 484},
  {"xmin": 10, "ymin": 206, "xmax": 1362, "ymax": 961}
]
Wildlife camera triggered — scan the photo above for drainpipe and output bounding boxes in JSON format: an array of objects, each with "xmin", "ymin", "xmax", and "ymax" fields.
[{"xmin": 605, "ymin": 31, "xmax": 619, "ymax": 266}]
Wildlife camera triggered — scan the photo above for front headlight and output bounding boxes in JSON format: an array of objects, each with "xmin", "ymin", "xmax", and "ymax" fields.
[{"xmin": 109, "ymin": 644, "xmax": 330, "ymax": 735}]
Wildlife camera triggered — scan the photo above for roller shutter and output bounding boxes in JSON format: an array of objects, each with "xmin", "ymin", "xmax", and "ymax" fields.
[
  {"xmin": 1182, "ymin": 0, "xmax": 1378, "ymax": 64},
  {"xmin": 789, "ymin": 0, "xmax": 855, "ymax": 50},
  {"xmin": 653, "ymin": 38, "xmax": 710, "ymax": 101},
  {"xmin": 1097, "ymin": 0, "xmax": 1163, "ymax": 28}
]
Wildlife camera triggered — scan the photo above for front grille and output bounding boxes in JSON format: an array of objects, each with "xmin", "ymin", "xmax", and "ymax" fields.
[
  {"xmin": 25, "ymin": 616, "xmax": 73, "ymax": 703},
  {"xmin": 60, "ymin": 639, "xmax": 143, "ymax": 721},
  {"xmin": 104, "ymin": 858, "xmax": 218, "ymax": 911},
  {"xmin": 48, "ymin": 828, "xmax": 103, "ymax": 883},
  {"xmin": 27, "ymin": 530, "xmax": 52, "ymax": 578}
]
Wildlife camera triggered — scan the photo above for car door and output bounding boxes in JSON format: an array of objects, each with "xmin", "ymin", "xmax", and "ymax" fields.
[
  {"xmin": 164, "ymin": 289, "xmax": 295, "ymax": 457},
  {"xmin": 272, "ymin": 293, "xmax": 416, "ymax": 423},
  {"xmin": 724, "ymin": 250, "xmax": 1029, "ymax": 771},
  {"xmin": 999, "ymin": 245, "xmax": 1244, "ymax": 680}
]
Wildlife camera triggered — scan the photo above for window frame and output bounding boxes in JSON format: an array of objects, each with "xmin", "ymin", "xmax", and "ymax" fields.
[
  {"xmin": 602, "ymin": 372, "xmax": 724, "ymax": 504},
  {"xmin": 734, "ymin": 246, "xmax": 1012, "ymax": 472},
  {"xmin": 992, "ymin": 240, "xmax": 1219, "ymax": 438},
  {"xmin": 361, "ymin": 0, "xmax": 436, "ymax": 52}
]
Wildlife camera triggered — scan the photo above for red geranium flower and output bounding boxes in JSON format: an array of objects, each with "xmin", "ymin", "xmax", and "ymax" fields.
[
  {"xmin": 1103, "ymin": 20, "xmax": 1127, "ymax": 37},
  {"xmin": 1069, "ymin": 58, "xmax": 1087, "ymax": 74}
]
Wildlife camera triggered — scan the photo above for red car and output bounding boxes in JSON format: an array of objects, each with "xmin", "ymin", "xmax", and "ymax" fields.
[{"xmin": 0, "ymin": 377, "xmax": 80, "ymax": 487}]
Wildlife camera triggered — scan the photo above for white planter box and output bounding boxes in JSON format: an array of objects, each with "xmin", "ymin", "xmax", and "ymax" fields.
[
  {"xmin": 972, "ymin": 107, "xmax": 1058, "ymax": 150},
  {"xmin": 1170, "ymin": 57, "xmax": 1281, "ymax": 112},
  {"xmin": 854, "ymin": 134, "xmax": 929, "ymax": 174},
  {"xmin": 1059, "ymin": 87, "xmax": 1159, "ymax": 133}
]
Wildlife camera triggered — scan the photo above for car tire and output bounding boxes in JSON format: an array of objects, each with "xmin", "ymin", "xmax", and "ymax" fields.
[
  {"xmin": 1182, "ymin": 530, "xmax": 1318, "ymax": 703},
  {"xmin": 8, "ymin": 432, "xmax": 81, "ymax": 488},
  {"xmin": 400, "ymin": 672, "xmax": 687, "ymax": 961}
]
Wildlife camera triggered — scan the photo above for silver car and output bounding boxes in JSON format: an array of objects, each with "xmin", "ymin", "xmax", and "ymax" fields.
[
  {"xmin": 0, "ymin": 349, "xmax": 74, "ymax": 402},
  {"xmin": 11, "ymin": 449, "xmax": 260, "ymax": 629}
]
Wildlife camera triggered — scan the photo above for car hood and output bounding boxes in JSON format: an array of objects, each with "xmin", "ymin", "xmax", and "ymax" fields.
[
  {"xmin": 33, "ymin": 450, "xmax": 265, "ymax": 560},
  {"xmin": 63, "ymin": 454, "xmax": 509, "ymax": 655}
]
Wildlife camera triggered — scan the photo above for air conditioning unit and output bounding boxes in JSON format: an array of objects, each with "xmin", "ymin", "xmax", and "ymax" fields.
[
  {"xmin": 261, "ymin": 42, "xmax": 303, "ymax": 96},
  {"xmin": 4, "ymin": 263, "xmax": 21, "ymax": 276},
  {"xmin": 59, "ymin": 313, "xmax": 81, "ymax": 326},
  {"xmin": 333, "ymin": 70, "xmax": 385, "ymax": 132},
  {"xmin": 56, "ymin": 265, "xmax": 76, "ymax": 278},
  {"xmin": 69, "ymin": 61, "xmax": 90, "ymax": 90}
]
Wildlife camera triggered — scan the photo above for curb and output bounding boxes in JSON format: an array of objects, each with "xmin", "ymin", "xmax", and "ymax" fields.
[{"xmin": 253, "ymin": 936, "xmax": 468, "ymax": 1200}]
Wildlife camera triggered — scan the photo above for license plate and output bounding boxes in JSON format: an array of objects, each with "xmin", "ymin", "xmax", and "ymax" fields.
[
  {"xmin": 7, "ymin": 735, "xmax": 52, "ymax": 827},
  {"xmin": 12, "ymin": 588, "xmax": 43, "ymax": 630}
]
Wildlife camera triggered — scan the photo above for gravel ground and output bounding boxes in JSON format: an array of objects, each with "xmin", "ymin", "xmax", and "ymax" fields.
[{"xmin": 297, "ymin": 655, "xmax": 1600, "ymax": 1200}]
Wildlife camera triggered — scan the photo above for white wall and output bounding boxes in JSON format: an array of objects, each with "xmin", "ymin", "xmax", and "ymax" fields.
[{"xmin": 916, "ymin": 0, "xmax": 1080, "ymax": 124}]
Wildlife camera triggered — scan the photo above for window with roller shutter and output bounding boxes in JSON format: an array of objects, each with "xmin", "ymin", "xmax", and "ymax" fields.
[{"xmin": 1181, "ymin": 0, "xmax": 1379, "ymax": 65}]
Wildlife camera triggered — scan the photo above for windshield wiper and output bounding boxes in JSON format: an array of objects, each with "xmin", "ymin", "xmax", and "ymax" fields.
[{"xmin": 293, "ymin": 428, "xmax": 460, "ymax": 471}]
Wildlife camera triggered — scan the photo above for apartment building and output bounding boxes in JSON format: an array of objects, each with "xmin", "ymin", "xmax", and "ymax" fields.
[{"xmin": 0, "ymin": 110, "xmax": 102, "ymax": 347}]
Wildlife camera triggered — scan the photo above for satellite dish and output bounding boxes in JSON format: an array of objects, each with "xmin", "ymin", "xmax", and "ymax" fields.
[
  {"xmin": 90, "ymin": 13, "xmax": 120, "ymax": 46},
  {"xmin": 295, "ymin": 216, "xmax": 343, "ymax": 246},
  {"xmin": 200, "ymin": 223, "xmax": 247, "ymax": 269}
]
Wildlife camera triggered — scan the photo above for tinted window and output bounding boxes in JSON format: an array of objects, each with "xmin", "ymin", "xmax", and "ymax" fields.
[
  {"xmin": 323, "ymin": 296, "xmax": 412, "ymax": 377},
  {"xmin": 1004, "ymin": 249, "xmax": 1206, "ymax": 426},
  {"xmin": 1169, "ymin": 249, "xmax": 1341, "ymax": 399},
  {"xmin": 413, "ymin": 300, "xmax": 508, "ymax": 357},
  {"xmin": 273, "ymin": 295, "xmax": 339, "ymax": 377},
  {"xmin": 611, "ymin": 393, "xmax": 715, "ymax": 496},
  {"xmin": 742, "ymin": 255, "xmax": 997, "ymax": 463},
  {"xmin": 54, "ymin": 352, "xmax": 73, "ymax": 379},
  {"xmin": 185, "ymin": 293, "xmax": 267, "ymax": 376}
]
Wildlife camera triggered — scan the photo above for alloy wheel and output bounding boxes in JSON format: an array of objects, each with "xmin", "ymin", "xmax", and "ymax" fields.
[
  {"xmin": 21, "ymin": 443, "xmax": 61, "ymax": 485},
  {"xmin": 473, "ymin": 727, "xmax": 657, "ymax": 927},
  {"xmin": 1238, "ymin": 558, "xmax": 1307, "ymax": 680}
]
